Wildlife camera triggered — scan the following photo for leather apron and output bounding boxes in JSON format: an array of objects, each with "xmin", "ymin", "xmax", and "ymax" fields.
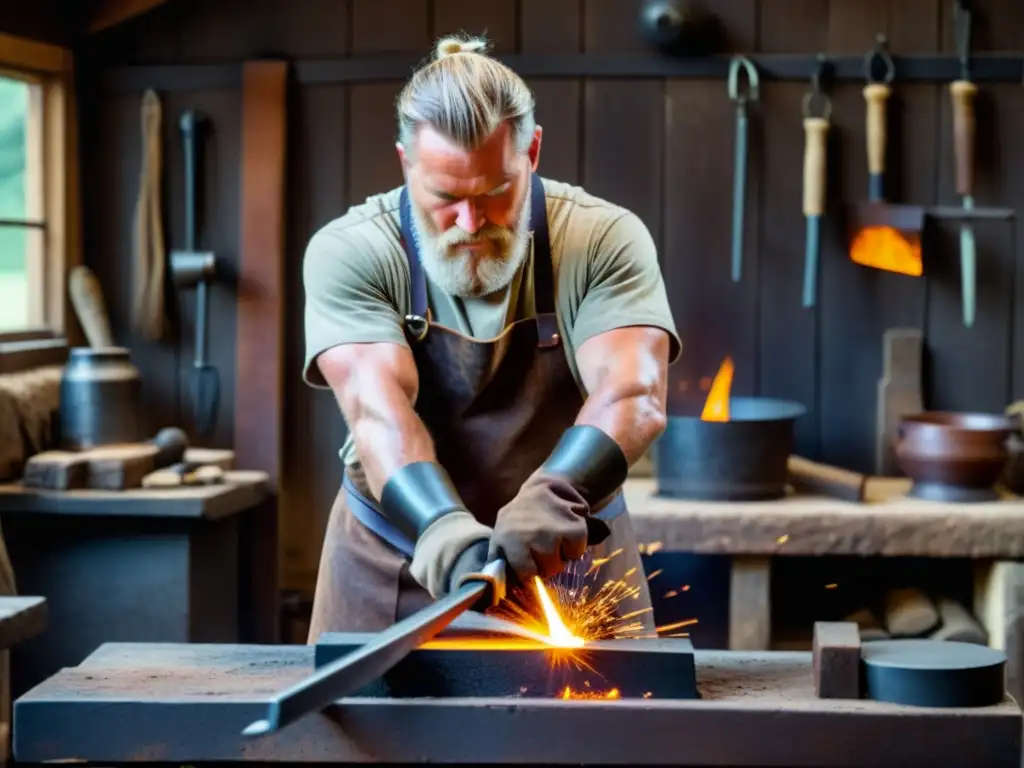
[{"xmin": 308, "ymin": 175, "xmax": 655, "ymax": 642}]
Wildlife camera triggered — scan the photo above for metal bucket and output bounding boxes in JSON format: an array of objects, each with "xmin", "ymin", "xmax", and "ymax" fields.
[
  {"xmin": 655, "ymin": 396, "xmax": 806, "ymax": 501},
  {"xmin": 59, "ymin": 347, "xmax": 143, "ymax": 449}
]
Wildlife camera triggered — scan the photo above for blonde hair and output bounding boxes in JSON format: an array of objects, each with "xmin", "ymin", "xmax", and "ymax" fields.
[{"xmin": 397, "ymin": 34, "xmax": 536, "ymax": 157}]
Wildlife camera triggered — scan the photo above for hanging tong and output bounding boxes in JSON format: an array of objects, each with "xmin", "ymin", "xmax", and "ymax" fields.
[
  {"xmin": 801, "ymin": 55, "xmax": 832, "ymax": 308},
  {"xmin": 727, "ymin": 55, "xmax": 759, "ymax": 283}
]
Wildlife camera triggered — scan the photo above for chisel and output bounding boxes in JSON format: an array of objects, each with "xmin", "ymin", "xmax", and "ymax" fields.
[
  {"xmin": 802, "ymin": 115, "xmax": 829, "ymax": 308},
  {"xmin": 950, "ymin": 78, "xmax": 977, "ymax": 327}
]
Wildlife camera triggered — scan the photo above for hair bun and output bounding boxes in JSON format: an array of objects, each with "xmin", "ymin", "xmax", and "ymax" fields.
[{"xmin": 435, "ymin": 35, "xmax": 489, "ymax": 59}]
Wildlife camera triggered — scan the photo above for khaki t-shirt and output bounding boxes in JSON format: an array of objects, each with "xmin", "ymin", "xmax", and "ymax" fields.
[{"xmin": 303, "ymin": 177, "xmax": 682, "ymax": 468}]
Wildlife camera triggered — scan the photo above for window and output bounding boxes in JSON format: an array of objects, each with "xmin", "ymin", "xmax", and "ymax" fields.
[
  {"xmin": 0, "ymin": 32, "xmax": 80, "ymax": 371},
  {"xmin": 0, "ymin": 72, "xmax": 45, "ymax": 332}
]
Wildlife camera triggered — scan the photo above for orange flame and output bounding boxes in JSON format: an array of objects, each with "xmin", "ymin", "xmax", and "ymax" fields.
[
  {"xmin": 700, "ymin": 356, "xmax": 734, "ymax": 422},
  {"xmin": 850, "ymin": 226, "xmax": 922, "ymax": 277}
]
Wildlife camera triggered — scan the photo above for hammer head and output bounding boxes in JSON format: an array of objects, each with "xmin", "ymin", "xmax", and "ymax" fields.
[{"xmin": 170, "ymin": 250, "xmax": 217, "ymax": 288}]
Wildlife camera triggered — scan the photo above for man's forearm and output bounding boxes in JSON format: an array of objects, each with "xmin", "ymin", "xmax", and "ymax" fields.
[
  {"xmin": 574, "ymin": 385, "xmax": 666, "ymax": 466},
  {"xmin": 340, "ymin": 380, "xmax": 437, "ymax": 500}
]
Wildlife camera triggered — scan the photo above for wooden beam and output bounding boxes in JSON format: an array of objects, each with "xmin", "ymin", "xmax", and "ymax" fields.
[
  {"xmin": 85, "ymin": 0, "xmax": 171, "ymax": 34},
  {"xmin": 235, "ymin": 60, "xmax": 287, "ymax": 644},
  {"xmin": 0, "ymin": 32, "xmax": 69, "ymax": 75}
]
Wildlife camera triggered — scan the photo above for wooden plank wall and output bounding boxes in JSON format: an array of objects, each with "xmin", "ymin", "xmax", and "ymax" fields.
[{"xmin": 75, "ymin": 0, "xmax": 1024, "ymax": 593}]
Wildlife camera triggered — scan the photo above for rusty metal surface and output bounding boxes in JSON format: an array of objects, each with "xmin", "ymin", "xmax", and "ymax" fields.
[{"xmin": 13, "ymin": 642, "xmax": 1022, "ymax": 766}]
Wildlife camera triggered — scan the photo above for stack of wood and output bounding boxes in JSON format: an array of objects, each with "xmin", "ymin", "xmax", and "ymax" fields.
[
  {"xmin": 21, "ymin": 426, "xmax": 234, "ymax": 491},
  {"xmin": 844, "ymin": 588, "xmax": 988, "ymax": 645}
]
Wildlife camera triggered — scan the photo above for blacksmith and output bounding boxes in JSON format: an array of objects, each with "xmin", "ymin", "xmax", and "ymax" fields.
[{"xmin": 302, "ymin": 34, "xmax": 681, "ymax": 639}]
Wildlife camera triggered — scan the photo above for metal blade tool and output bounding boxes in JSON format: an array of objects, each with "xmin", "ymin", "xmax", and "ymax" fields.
[
  {"xmin": 243, "ymin": 558, "xmax": 507, "ymax": 737},
  {"xmin": 802, "ymin": 57, "xmax": 831, "ymax": 308},
  {"xmin": 728, "ymin": 55, "xmax": 758, "ymax": 283},
  {"xmin": 950, "ymin": 0, "xmax": 977, "ymax": 328}
]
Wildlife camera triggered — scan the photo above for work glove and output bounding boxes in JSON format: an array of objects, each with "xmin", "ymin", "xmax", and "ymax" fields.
[
  {"xmin": 487, "ymin": 470, "xmax": 611, "ymax": 583},
  {"xmin": 409, "ymin": 510, "xmax": 492, "ymax": 600}
]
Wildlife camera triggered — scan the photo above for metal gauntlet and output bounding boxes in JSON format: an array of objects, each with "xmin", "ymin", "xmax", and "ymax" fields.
[{"xmin": 540, "ymin": 425, "xmax": 629, "ymax": 506}]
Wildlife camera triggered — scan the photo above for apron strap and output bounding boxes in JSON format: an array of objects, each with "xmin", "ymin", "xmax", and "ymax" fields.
[
  {"xmin": 343, "ymin": 472, "xmax": 416, "ymax": 558},
  {"xmin": 398, "ymin": 174, "xmax": 559, "ymax": 348}
]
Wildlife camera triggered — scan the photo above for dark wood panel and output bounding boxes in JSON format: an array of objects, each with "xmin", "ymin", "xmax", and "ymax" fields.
[
  {"xmin": 520, "ymin": 0, "xmax": 581, "ymax": 54},
  {"xmin": 161, "ymin": 88, "xmax": 241, "ymax": 448},
  {"xmin": 663, "ymin": 77, "xmax": 761, "ymax": 405},
  {"xmin": 521, "ymin": 0, "xmax": 583, "ymax": 185},
  {"xmin": 283, "ymin": 84, "xmax": 349, "ymax": 590},
  {"xmin": 432, "ymin": 0, "xmax": 518, "ymax": 54},
  {"xmin": 755, "ymin": 2, "xmax": 829, "ymax": 458},
  {"xmin": 583, "ymin": 0, "xmax": 648, "ymax": 54},
  {"xmin": 350, "ymin": 0, "xmax": 429, "ymax": 55},
  {"xmin": 86, "ymin": 92, "xmax": 182, "ymax": 438}
]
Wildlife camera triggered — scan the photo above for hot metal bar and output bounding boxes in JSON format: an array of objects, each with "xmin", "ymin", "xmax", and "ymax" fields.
[
  {"xmin": 313, "ymin": 632, "xmax": 698, "ymax": 699},
  {"xmin": 96, "ymin": 54, "xmax": 1024, "ymax": 93}
]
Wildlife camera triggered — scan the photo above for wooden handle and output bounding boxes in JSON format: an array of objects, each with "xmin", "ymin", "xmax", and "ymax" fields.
[
  {"xmin": 950, "ymin": 80, "xmax": 977, "ymax": 197},
  {"xmin": 787, "ymin": 455, "xmax": 865, "ymax": 502},
  {"xmin": 68, "ymin": 266, "xmax": 115, "ymax": 348},
  {"xmin": 863, "ymin": 83, "xmax": 890, "ymax": 177},
  {"xmin": 802, "ymin": 117, "xmax": 829, "ymax": 217}
]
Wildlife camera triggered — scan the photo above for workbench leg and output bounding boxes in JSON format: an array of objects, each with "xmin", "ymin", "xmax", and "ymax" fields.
[
  {"xmin": 0, "ymin": 649, "xmax": 7, "ymax": 766},
  {"xmin": 973, "ymin": 560, "xmax": 1024, "ymax": 706},
  {"xmin": 729, "ymin": 555, "xmax": 771, "ymax": 650}
]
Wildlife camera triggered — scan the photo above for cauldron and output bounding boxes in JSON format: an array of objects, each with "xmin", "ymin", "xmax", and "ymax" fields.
[{"xmin": 655, "ymin": 396, "xmax": 806, "ymax": 501}]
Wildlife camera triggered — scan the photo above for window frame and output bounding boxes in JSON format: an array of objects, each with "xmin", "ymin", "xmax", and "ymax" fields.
[{"xmin": 0, "ymin": 33, "xmax": 80, "ymax": 371}]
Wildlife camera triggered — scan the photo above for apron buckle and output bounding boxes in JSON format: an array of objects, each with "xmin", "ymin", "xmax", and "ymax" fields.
[{"xmin": 404, "ymin": 314, "xmax": 429, "ymax": 343}]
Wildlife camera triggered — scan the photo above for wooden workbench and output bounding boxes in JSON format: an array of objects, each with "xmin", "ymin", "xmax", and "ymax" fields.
[
  {"xmin": 13, "ymin": 641, "xmax": 1021, "ymax": 766},
  {"xmin": 0, "ymin": 596, "xmax": 46, "ymax": 765},
  {"xmin": 624, "ymin": 478, "xmax": 1024, "ymax": 702},
  {"xmin": 0, "ymin": 471, "xmax": 274, "ymax": 703}
]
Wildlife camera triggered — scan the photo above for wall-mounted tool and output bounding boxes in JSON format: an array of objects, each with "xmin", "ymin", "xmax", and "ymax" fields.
[
  {"xmin": 132, "ymin": 89, "xmax": 167, "ymax": 341},
  {"xmin": 68, "ymin": 265, "xmax": 115, "ymax": 349},
  {"xmin": 801, "ymin": 56, "xmax": 831, "ymax": 309},
  {"xmin": 170, "ymin": 110, "xmax": 219, "ymax": 438},
  {"xmin": 727, "ymin": 55, "xmax": 758, "ymax": 283},
  {"xmin": 637, "ymin": 0, "xmax": 721, "ymax": 56},
  {"xmin": 849, "ymin": 35, "xmax": 925, "ymax": 277},
  {"xmin": 950, "ymin": 0, "xmax": 977, "ymax": 328}
]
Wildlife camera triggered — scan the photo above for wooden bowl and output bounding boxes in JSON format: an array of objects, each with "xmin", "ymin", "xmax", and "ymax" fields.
[{"xmin": 895, "ymin": 412, "xmax": 1016, "ymax": 501}]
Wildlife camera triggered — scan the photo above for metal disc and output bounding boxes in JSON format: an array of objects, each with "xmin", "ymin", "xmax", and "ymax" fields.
[{"xmin": 862, "ymin": 639, "xmax": 1006, "ymax": 708}]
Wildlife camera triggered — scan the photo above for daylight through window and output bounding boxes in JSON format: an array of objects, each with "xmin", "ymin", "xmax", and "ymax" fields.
[{"xmin": 0, "ymin": 73, "xmax": 44, "ymax": 331}]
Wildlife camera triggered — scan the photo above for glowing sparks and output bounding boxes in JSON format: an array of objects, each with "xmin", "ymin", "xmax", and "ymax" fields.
[
  {"xmin": 560, "ymin": 685, "xmax": 621, "ymax": 700},
  {"xmin": 825, "ymin": 583, "xmax": 838, "ymax": 590},
  {"xmin": 532, "ymin": 577, "xmax": 585, "ymax": 649},
  {"xmin": 777, "ymin": 534, "xmax": 790, "ymax": 545}
]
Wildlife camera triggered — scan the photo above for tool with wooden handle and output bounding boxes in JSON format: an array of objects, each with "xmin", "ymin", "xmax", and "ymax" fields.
[
  {"xmin": 68, "ymin": 266, "xmax": 115, "ymax": 348},
  {"xmin": 950, "ymin": 79, "xmax": 977, "ymax": 328},
  {"xmin": 802, "ymin": 115, "xmax": 829, "ymax": 308}
]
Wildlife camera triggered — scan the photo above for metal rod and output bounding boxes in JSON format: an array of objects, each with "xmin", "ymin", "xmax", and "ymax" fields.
[
  {"xmin": 98, "ymin": 53, "xmax": 1024, "ymax": 93},
  {"xmin": 242, "ymin": 559, "xmax": 505, "ymax": 738}
]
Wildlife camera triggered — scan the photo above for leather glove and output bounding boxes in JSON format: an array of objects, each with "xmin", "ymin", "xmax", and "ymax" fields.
[
  {"xmin": 409, "ymin": 511, "xmax": 492, "ymax": 599},
  {"xmin": 487, "ymin": 470, "xmax": 607, "ymax": 582}
]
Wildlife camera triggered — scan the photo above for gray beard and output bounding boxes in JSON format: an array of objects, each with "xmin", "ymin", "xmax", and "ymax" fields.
[{"xmin": 409, "ymin": 190, "xmax": 533, "ymax": 299}]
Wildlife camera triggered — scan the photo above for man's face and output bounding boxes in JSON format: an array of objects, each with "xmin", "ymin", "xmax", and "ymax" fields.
[{"xmin": 399, "ymin": 122, "xmax": 542, "ymax": 299}]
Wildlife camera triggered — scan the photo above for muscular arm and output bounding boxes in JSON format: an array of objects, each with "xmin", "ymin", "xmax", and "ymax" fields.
[
  {"xmin": 574, "ymin": 326, "xmax": 671, "ymax": 466},
  {"xmin": 316, "ymin": 342, "xmax": 436, "ymax": 500}
]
